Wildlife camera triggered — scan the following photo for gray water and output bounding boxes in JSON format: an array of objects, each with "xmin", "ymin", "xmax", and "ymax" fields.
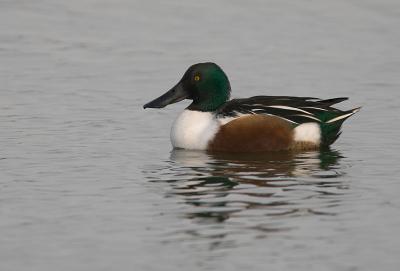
[{"xmin": 1, "ymin": 0, "xmax": 400, "ymax": 270}]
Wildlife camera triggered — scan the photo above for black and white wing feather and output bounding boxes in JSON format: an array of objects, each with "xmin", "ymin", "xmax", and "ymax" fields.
[{"xmin": 215, "ymin": 96, "xmax": 351, "ymax": 125}]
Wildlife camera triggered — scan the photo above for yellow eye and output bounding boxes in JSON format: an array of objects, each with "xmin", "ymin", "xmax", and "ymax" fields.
[{"xmin": 194, "ymin": 75, "xmax": 200, "ymax": 81}]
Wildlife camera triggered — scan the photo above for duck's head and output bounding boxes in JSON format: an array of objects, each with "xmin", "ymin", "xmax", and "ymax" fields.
[{"xmin": 143, "ymin": 62, "xmax": 231, "ymax": 112}]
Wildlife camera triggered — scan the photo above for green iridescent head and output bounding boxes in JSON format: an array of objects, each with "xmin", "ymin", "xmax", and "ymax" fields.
[{"xmin": 144, "ymin": 62, "xmax": 231, "ymax": 112}]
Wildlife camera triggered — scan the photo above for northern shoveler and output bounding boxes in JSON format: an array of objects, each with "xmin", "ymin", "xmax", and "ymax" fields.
[{"xmin": 143, "ymin": 62, "xmax": 360, "ymax": 152}]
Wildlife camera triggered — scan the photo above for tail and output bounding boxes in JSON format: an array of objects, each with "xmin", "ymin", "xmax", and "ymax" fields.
[
  {"xmin": 319, "ymin": 97, "xmax": 349, "ymax": 107},
  {"xmin": 326, "ymin": 107, "xmax": 361, "ymax": 124},
  {"xmin": 321, "ymin": 107, "xmax": 361, "ymax": 146}
]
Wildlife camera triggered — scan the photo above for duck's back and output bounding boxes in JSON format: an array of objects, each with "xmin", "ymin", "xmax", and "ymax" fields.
[{"xmin": 208, "ymin": 96, "xmax": 360, "ymax": 152}]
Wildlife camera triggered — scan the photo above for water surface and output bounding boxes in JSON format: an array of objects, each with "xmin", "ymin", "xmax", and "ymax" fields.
[{"xmin": 1, "ymin": 0, "xmax": 400, "ymax": 270}]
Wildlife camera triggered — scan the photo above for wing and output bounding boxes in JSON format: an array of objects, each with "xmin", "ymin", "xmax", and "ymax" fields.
[{"xmin": 216, "ymin": 96, "xmax": 350, "ymax": 125}]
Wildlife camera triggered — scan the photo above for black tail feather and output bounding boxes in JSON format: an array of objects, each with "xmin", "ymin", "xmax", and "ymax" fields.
[
  {"xmin": 321, "ymin": 107, "xmax": 360, "ymax": 146},
  {"xmin": 319, "ymin": 97, "xmax": 348, "ymax": 106}
]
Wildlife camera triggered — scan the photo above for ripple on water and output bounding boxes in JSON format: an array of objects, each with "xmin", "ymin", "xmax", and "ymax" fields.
[{"xmin": 143, "ymin": 148, "xmax": 350, "ymax": 244}]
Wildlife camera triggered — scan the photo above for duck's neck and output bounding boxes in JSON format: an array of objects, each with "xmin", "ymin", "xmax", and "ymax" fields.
[
  {"xmin": 187, "ymin": 85, "xmax": 231, "ymax": 112},
  {"xmin": 187, "ymin": 98, "xmax": 226, "ymax": 112}
]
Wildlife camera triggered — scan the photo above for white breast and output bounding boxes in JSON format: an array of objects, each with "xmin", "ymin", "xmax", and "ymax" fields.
[{"xmin": 170, "ymin": 110, "xmax": 220, "ymax": 150}]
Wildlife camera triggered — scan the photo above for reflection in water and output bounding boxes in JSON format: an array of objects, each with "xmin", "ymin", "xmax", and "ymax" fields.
[{"xmin": 145, "ymin": 149, "xmax": 348, "ymax": 244}]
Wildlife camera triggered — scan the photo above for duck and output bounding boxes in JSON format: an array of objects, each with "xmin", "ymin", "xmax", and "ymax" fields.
[{"xmin": 143, "ymin": 62, "xmax": 360, "ymax": 152}]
